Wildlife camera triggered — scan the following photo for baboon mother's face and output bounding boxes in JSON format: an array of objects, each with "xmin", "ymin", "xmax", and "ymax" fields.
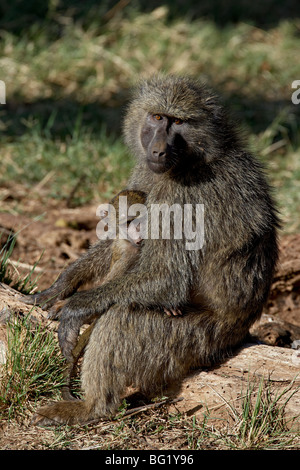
[{"xmin": 140, "ymin": 113, "xmax": 189, "ymax": 174}]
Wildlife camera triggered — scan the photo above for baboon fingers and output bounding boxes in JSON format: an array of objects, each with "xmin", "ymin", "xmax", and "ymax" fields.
[
  {"xmin": 61, "ymin": 386, "xmax": 79, "ymax": 402},
  {"xmin": 31, "ymin": 410, "xmax": 63, "ymax": 428},
  {"xmin": 22, "ymin": 291, "xmax": 58, "ymax": 310},
  {"xmin": 173, "ymin": 309, "xmax": 182, "ymax": 316},
  {"xmin": 58, "ymin": 323, "xmax": 81, "ymax": 362},
  {"xmin": 20, "ymin": 294, "xmax": 37, "ymax": 305},
  {"xmin": 164, "ymin": 307, "xmax": 182, "ymax": 317},
  {"xmin": 164, "ymin": 308, "xmax": 172, "ymax": 317},
  {"xmin": 47, "ymin": 299, "xmax": 67, "ymax": 320}
]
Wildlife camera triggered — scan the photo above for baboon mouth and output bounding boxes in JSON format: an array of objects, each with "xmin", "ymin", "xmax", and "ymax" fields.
[{"xmin": 147, "ymin": 159, "xmax": 171, "ymax": 174}]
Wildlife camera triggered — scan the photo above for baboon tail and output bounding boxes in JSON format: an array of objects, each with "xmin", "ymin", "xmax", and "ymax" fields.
[{"xmin": 31, "ymin": 400, "xmax": 96, "ymax": 427}]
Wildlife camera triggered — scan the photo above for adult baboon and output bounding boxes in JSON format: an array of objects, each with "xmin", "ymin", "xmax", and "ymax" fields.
[{"xmin": 26, "ymin": 75, "xmax": 279, "ymax": 425}]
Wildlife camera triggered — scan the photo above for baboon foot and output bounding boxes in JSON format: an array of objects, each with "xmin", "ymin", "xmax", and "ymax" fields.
[{"xmin": 31, "ymin": 400, "xmax": 95, "ymax": 427}]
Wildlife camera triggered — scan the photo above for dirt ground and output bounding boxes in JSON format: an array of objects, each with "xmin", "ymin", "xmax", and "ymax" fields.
[
  {"xmin": 0, "ymin": 182, "xmax": 300, "ymax": 450},
  {"xmin": 0, "ymin": 183, "xmax": 100, "ymax": 291}
]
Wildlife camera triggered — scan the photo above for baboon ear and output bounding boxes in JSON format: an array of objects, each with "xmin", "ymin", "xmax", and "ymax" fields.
[
  {"xmin": 211, "ymin": 104, "xmax": 224, "ymax": 125},
  {"xmin": 203, "ymin": 95, "xmax": 220, "ymax": 118}
]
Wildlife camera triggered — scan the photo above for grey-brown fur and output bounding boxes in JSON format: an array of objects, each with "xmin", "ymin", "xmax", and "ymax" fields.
[
  {"xmin": 50, "ymin": 189, "xmax": 147, "ymax": 401},
  {"xmin": 27, "ymin": 74, "xmax": 279, "ymax": 426}
]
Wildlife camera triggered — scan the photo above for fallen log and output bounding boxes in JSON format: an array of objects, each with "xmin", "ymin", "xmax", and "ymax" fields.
[
  {"xmin": 170, "ymin": 343, "xmax": 300, "ymax": 430},
  {"xmin": 250, "ymin": 313, "xmax": 300, "ymax": 347},
  {"xmin": 0, "ymin": 282, "xmax": 56, "ymax": 364}
]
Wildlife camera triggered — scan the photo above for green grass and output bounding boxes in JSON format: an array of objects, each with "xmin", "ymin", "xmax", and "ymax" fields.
[
  {"xmin": 13, "ymin": 376, "xmax": 297, "ymax": 450},
  {"xmin": 1, "ymin": 116, "xmax": 132, "ymax": 204},
  {"xmin": 0, "ymin": 232, "xmax": 40, "ymax": 293},
  {"xmin": 223, "ymin": 377, "xmax": 300, "ymax": 449},
  {"xmin": 0, "ymin": 3, "xmax": 299, "ymax": 229},
  {"xmin": 0, "ymin": 314, "xmax": 65, "ymax": 421}
]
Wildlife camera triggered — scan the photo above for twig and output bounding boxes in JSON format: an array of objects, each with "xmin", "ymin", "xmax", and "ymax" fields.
[
  {"xmin": 66, "ymin": 174, "xmax": 87, "ymax": 208},
  {"xmin": 122, "ymin": 396, "xmax": 184, "ymax": 418},
  {"xmin": 261, "ymin": 139, "xmax": 286, "ymax": 156},
  {"xmin": 103, "ymin": 0, "xmax": 131, "ymax": 22},
  {"xmin": 7, "ymin": 259, "xmax": 43, "ymax": 273},
  {"xmin": 32, "ymin": 171, "xmax": 56, "ymax": 194}
]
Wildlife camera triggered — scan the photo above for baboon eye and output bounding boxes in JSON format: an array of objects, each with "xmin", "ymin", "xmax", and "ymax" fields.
[
  {"xmin": 174, "ymin": 118, "xmax": 183, "ymax": 125},
  {"xmin": 153, "ymin": 114, "xmax": 163, "ymax": 121}
]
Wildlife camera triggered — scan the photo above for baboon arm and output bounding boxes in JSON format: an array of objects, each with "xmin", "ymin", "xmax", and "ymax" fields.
[
  {"xmin": 57, "ymin": 258, "xmax": 191, "ymax": 360},
  {"xmin": 23, "ymin": 239, "xmax": 113, "ymax": 310}
]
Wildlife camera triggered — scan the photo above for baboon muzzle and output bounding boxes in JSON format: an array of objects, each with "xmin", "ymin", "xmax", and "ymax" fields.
[
  {"xmin": 147, "ymin": 139, "xmax": 171, "ymax": 173},
  {"xmin": 147, "ymin": 124, "xmax": 173, "ymax": 173},
  {"xmin": 151, "ymin": 141, "xmax": 168, "ymax": 162}
]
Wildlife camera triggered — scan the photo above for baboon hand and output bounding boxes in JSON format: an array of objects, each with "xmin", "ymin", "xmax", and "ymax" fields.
[
  {"xmin": 47, "ymin": 299, "xmax": 67, "ymax": 320},
  {"xmin": 58, "ymin": 318, "xmax": 81, "ymax": 362},
  {"xmin": 164, "ymin": 307, "xmax": 182, "ymax": 317},
  {"xmin": 57, "ymin": 293, "xmax": 99, "ymax": 361},
  {"xmin": 22, "ymin": 289, "xmax": 62, "ymax": 311}
]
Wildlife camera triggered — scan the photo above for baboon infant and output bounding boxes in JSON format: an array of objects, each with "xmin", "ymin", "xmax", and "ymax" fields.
[
  {"xmin": 55, "ymin": 189, "xmax": 145, "ymax": 399},
  {"xmin": 55, "ymin": 189, "xmax": 180, "ymax": 400},
  {"xmin": 24, "ymin": 75, "xmax": 279, "ymax": 426}
]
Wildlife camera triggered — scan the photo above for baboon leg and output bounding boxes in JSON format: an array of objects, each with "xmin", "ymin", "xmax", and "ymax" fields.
[
  {"xmin": 61, "ymin": 321, "xmax": 97, "ymax": 401},
  {"xmin": 32, "ymin": 309, "xmax": 131, "ymax": 426},
  {"xmin": 31, "ymin": 400, "xmax": 92, "ymax": 426},
  {"xmin": 32, "ymin": 323, "xmax": 99, "ymax": 423},
  {"xmin": 32, "ymin": 305, "xmax": 242, "ymax": 426},
  {"xmin": 61, "ymin": 363, "xmax": 77, "ymax": 401},
  {"xmin": 24, "ymin": 239, "xmax": 113, "ymax": 311}
]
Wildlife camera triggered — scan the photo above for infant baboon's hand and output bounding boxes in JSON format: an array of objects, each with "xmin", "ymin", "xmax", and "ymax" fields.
[
  {"xmin": 22, "ymin": 288, "xmax": 60, "ymax": 311},
  {"xmin": 164, "ymin": 307, "xmax": 182, "ymax": 317}
]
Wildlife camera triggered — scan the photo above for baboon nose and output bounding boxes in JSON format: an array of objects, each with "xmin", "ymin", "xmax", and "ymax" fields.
[
  {"xmin": 151, "ymin": 142, "xmax": 168, "ymax": 162},
  {"xmin": 153, "ymin": 150, "xmax": 166, "ymax": 158}
]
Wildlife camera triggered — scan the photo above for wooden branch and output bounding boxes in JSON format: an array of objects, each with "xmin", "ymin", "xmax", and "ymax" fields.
[
  {"xmin": 0, "ymin": 282, "xmax": 57, "ymax": 364},
  {"xmin": 170, "ymin": 343, "xmax": 300, "ymax": 430}
]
